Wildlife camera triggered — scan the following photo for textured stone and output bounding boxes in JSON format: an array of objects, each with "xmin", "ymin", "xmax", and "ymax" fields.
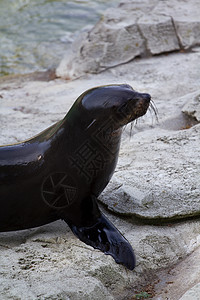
[
  {"xmin": 100, "ymin": 124, "xmax": 200, "ymax": 220},
  {"xmin": 138, "ymin": 14, "xmax": 180, "ymax": 54},
  {"xmin": 155, "ymin": 0, "xmax": 200, "ymax": 49},
  {"xmin": 182, "ymin": 90, "xmax": 200, "ymax": 122},
  {"xmin": 56, "ymin": 21, "xmax": 145, "ymax": 79},
  {"xmin": 56, "ymin": 0, "xmax": 200, "ymax": 79},
  {"xmin": 179, "ymin": 283, "xmax": 200, "ymax": 300},
  {"xmin": 1, "ymin": 41, "xmax": 200, "ymax": 299},
  {"xmin": 1, "ymin": 217, "xmax": 200, "ymax": 299}
]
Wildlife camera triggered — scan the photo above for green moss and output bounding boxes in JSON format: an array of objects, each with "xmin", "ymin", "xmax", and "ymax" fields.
[
  {"xmin": 133, "ymin": 291, "xmax": 152, "ymax": 299},
  {"xmin": 124, "ymin": 44, "xmax": 131, "ymax": 51}
]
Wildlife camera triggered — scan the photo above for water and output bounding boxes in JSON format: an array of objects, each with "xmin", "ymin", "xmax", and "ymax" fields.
[{"xmin": 0, "ymin": 0, "xmax": 119, "ymax": 76}]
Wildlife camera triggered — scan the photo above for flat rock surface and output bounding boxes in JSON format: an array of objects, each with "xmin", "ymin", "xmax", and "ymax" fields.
[
  {"xmin": 152, "ymin": 245, "xmax": 200, "ymax": 300},
  {"xmin": 1, "ymin": 48, "xmax": 200, "ymax": 299},
  {"xmin": 100, "ymin": 124, "xmax": 200, "ymax": 220},
  {"xmin": 0, "ymin": 2, "xmax": 200, "ymax": 299},
  {"xmin": 179, "ymin": 283, "xmax": 200, "ymax": 300}
]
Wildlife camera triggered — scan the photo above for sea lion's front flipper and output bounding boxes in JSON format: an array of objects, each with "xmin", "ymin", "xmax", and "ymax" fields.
[{"xmin": 63, "ymin": 196, "xmax": 136, "ymax": 270}]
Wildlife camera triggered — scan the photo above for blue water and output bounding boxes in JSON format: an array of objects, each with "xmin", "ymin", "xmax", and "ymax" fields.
[{"xmin": 0, "ymin": 0, "xmax": 119, "ymax": 76}]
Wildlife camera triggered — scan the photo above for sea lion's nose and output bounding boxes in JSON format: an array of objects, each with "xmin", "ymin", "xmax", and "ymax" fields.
[{"xmin": 141, "ymin": 93, "xmax": 151, "ymax": 102}]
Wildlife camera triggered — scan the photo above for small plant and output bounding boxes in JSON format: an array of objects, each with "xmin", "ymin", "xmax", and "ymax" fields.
[{"xmin": 133, "ymin": 291, "xmax": 152, "ymax": 299}]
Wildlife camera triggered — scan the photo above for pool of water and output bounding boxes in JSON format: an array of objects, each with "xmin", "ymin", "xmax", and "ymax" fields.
[{"xmin": 0, "ymin": 0, "xmax": 119, "ymax": 76}]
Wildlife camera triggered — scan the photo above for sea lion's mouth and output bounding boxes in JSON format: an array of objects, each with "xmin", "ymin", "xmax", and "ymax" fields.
[
  {"xmin": 130, "ymin": 96, "xmax": 151, "ymax": 121},
  {"xmin": 117, "ymin": 93, "xmax": 151, "ymax": 126}
]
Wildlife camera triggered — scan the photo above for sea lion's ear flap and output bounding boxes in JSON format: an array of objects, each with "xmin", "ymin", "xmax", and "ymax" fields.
[{"xmin": 65, "ymin": 197, "xmax": 136, "ymax": 270}]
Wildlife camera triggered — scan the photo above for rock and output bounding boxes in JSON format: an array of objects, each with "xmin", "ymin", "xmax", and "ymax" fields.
[
  {"xmin": 182, "ymin": 90, "xmax": 200, "ymax": 122},
  {"xmin": 0, "ymin": 221, "xmax": 115, "ymax": 300},
  {"xmin": 179, "ymin": 283, "xmax": 200, "ymax": 300},
  {"xmin": 56, "ymin": 21, "xmax": 145, "ymax": 79},
  {"xmin": 56, "ymin": 0, "xmax": 200, "ymax": 79},
  {"xmin": 99, "ymin": 123, "xmax": 200, "ymax": 220},
  {"xmin": 155, "ymin": 0, "xmax": 200, "ymax": 49},
  {"xmin": 1, "ymin": 33, "xmax": 200, "ymax": 299},
  {"xmin": 138, "ymin": 14, "xmax": 180, "ymax": 55},
  {"xmin": 150, "ymin": 245, "xmax": 200, "ymax": 299},
  {"xmin": 1, "ymin": 216, "xmax": 200, "ymax": 299}
]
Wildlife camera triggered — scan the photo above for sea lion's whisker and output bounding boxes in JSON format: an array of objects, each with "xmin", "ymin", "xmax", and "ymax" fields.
[
  {"xmin": 129, "ymin": 121, "xmax": 137, "ymax": 138},
  {"xmin": 123, "ymin": 125, "xmax": 127, "ymax": 132},
  {"xmin": 149, "ymin": 100, "xmax": 158, "ymax": 121}
]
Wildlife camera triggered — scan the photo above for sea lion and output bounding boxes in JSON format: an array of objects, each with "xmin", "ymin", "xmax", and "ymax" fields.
[{"xmin": 0, "ymin": 84, "xmax": 151, "ymax": 270}]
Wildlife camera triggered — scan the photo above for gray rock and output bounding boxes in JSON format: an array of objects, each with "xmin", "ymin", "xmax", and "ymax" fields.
[
  {"xmin": 1, "ymin": 40, "xmax": 200, "ymax": 299},
  {"xmin": 155, "ymin": 0, "xmax": 200, "ymax": 49},
  {"xmin": 1, "ymin": 216, "xmax": 200, "ymax": 300},
  {"xmin": 138, "ymin": 14, "xmax": 180, "ymax": 54},
  {"xmin": 56, "ymin": 0, "xmax": 200, "ymax": 79},
  {"xmin": 0, "ymin": 222, "xmax": 115, "ymax": 300},
  {"xmin": 99, "ymin": 124, "xmax": 200, "ymax": 220},
  {"xmin": 56, "ymin": 19, "xmax": 145, "ymax": 79},
  {"xmin": 179, "ymin": 283, "xmax": 200, "ymax": 300},
  {"xmin": 182, "ymin": 90, "xmax": 200, "ymax": 122}
]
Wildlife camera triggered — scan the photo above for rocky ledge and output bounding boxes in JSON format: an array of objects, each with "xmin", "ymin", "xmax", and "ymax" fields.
[
  {"xmin": 0, "ymin": 0, "xmax": 200, "ymax": 299},
  {"xmin": 56, "ymin": 0, "xmax": 200, "ymax": 79}
]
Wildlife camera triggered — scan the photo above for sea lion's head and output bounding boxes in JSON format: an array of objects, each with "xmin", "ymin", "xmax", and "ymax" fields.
[{"xmin": 80, "ymin": 84, "xmax": 151, "ymax": 128}]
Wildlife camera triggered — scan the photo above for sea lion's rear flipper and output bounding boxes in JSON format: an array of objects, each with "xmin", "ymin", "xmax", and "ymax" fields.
[{"xmin": 63, "ymin": 196, "xmax": 136, "ymax": 270}]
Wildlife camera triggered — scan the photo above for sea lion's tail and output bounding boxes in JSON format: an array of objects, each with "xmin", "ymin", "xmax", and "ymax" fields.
[{"xmin": 67, "ymin": 212, "xmax": 136, "ymax": 270}]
